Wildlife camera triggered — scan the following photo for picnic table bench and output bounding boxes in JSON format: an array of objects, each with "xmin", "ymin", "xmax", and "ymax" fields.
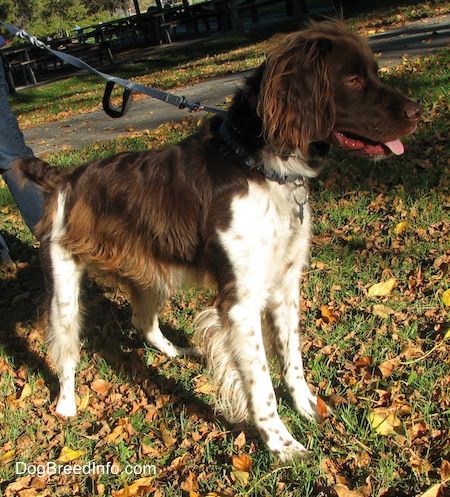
[{"xmin": 1, "ymin": 40, "xmax": 114, "ymax": 91}]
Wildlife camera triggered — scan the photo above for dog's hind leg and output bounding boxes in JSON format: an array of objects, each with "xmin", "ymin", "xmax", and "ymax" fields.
[
  {"xmin": 130, "ymin": 286, "xmax": 193, "ymax": 357},
  {"xmin": 47, "ymin": 192, "xmax": 84, "ymax": 417}
]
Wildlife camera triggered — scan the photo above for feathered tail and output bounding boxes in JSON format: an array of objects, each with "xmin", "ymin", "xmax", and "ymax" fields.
[{"xmin": 11, "ymin": 157, "xmax": 67, "ymax": 194}]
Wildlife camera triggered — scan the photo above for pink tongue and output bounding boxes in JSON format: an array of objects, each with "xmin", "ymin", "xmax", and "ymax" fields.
[{"xmin": 384, "ymin": 139, "xmax": 404, "ymax": 155}]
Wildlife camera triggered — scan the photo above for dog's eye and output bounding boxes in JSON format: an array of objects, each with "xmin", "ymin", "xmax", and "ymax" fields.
[{"xmin": 345, "ymin": 76, "xmax": 364, "ymax": 89}]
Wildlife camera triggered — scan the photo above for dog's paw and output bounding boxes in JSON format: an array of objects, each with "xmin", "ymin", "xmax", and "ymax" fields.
[
  {"xmin": 55, "ymin": 396, "xmax": 77, "ymax": 417},
  {"xmin": 271, "ymin": 438, "xmax": 309, "ymax": 462},
  {"xmin": 291, "ymin": 383, "xmax": 324, "ymax": 422}
]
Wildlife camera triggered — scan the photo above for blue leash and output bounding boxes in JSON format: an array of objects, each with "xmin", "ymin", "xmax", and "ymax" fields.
[{"xmin": 1, "ymin": 22, "xmax": 228, "ymax": 118}]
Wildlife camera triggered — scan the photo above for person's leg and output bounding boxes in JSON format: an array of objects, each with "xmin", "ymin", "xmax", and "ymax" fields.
[{"xmin": 0, "ymin": 59, "xmax": 43, "ymax": 233}]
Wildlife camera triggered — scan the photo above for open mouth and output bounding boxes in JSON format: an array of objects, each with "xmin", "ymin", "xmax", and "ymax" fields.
[{"xmin": 333, "ymin": 131, "xmax": 404, "ymax": 157}]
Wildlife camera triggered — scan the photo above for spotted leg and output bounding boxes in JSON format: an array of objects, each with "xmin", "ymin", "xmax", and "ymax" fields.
[
  {"xmin": 268, "ymin": 265, "xmax": 319, "ymax": 421},
  {"xmin": 130, "ymin": 286, "xmax": 193, "ymax": 357}
]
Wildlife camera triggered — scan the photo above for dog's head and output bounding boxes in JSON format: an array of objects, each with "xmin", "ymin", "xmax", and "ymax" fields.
[{"xmin": 257, "ymin": 21, "xmax": 422, "ymax": 159}]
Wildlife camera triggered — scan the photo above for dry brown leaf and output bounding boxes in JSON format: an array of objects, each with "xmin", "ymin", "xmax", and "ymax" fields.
[
  {"xmin": 181, "ymin": 472, "xmax": 199, "ymax": 493},
  {"xmin": 321, "ymin": 304, "xmax": 338, "ymax": 325},
  {"xmin": 317, "ymin": 396, "xmax": 330, "ymax": 419},
  {"xmin": 194, "ymin": 376, "xmax": 216, "ymax": 395},
  {"xmin": 160, "ymin": 423, "xmax": 177, "ymax": 448},
  {"xmin": 234, "ymin": 431, "xmax": 246, "ymax": 450},
  {"xmin": 91, "ymin": 378, "xmax": 111, "ymax": 395},
  {"xmin": 440, "ymin": 460, "xmax": 450, "ymax": 480},
  {"xmin": 112, "ymin": 477, "xmax": 155, "ymax": 497},
  {"xmin": 105, "ymin": 425, "xmax": 125, "ymax": 444},
  {"xmin": 232, "ymin": 454, "xmax": 252, "ymax": 472},
  {"xmin": 368, "ymin": 278, "xmax": 397, "ymax": 297},
  {"xmin": 333, "ymin": 483, "xmax": 366, "ymax": 497},
  {"xmin": 378, "ymin": 358, "xmax": 400, "ymax": 378}
]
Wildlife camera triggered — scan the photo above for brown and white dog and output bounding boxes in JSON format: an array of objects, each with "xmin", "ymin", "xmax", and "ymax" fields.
[{"xmin": 14, "ymin": 22, "xmax": 422, "ymax": 460}]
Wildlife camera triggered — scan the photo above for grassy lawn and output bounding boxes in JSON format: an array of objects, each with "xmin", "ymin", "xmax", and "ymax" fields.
[
  {"xmin": 9, "ymin": 0, "xmax": 450, "ymax": 129},
  {"xmin": 1, "ymin": 22, "xmax": 449, "ymax": 497}
]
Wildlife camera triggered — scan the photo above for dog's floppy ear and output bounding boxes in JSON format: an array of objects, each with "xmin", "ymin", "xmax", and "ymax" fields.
[{"xmin": 257, "ymin": 33, "xmax": 335, "ymax": 157}]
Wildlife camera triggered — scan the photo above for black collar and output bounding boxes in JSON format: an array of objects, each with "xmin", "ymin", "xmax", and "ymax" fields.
[{"xmin": 218, "ymin": 120, "xmax": 306, "ymax": 185}]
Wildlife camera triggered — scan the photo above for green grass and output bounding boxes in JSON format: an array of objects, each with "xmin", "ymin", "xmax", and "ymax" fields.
[{"xmin": 1, "ymin": 38, "xmax": 449, "ymax": 497}]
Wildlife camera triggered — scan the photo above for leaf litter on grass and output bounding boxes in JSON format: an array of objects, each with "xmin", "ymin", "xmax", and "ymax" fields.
[{"xmin": 1, "ymin": 45, "xmax": 450, "ymax": 497}]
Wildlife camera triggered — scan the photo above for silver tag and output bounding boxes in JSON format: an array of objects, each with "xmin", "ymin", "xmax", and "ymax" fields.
[{"xmin": 293, "ymin": 178, "xmax": 309, "ymax": 224}]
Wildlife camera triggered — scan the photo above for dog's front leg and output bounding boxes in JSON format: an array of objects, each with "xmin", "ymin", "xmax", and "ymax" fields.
[
  {"xmin": 268, "ymin": 266, "xmax": 319, "ymax": 421},
  {"xmin": 226, "ymin": 300, "xmax": 308, "ymax": 461}
]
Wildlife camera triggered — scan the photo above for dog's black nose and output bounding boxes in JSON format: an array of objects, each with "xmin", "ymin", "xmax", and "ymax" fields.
[{"xmin": 404, "ymin": 100, "xmax": 423, "ymax": 120}]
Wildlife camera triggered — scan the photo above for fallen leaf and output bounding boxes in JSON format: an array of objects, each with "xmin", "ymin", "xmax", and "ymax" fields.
[
  {"xmin": 419, "ymin": 482, "xmax": 446, "ymax": 497},
  {"xmin": 232, "ymin": 454, "xmax": 252, "ymax": 472},
  {"xmin": 317, "ymin": 396, "xmax": 330, "ymax": 419},
  {"xmin": 160, "ymin": 423, "xmax": 177, "ymax": 448},
  {"xmin": 368, "ymin": 278, "xmax": 397, "ymax": 297},
  {"xmin": 0, "ymin": 450, "xmax": 15, "ymax": 463},
  {"xmin": 231, "ymin": 469, "xmax": 250, "ymax": 487},
  {"xmin": 378, "ymin": 358, "xmax": 400, "ymax": 378},
  {"xmin": 56, "ymin": 447, "xmax": 86, "ymax": 463},
  {"xmin": 442, "ymin": 289, "xmax": 450, "ymax": 307},
  {"xmin": 394, "ymin": 221, "xmax": 408, "ymax": 234},
  {"xmin": 234, "ymin": 431, "xmax": 246, "ymax": 450},
  {"xmin": 180, "ymin": 472, "xmax": 199, "ymax": 493},
  {"xmin": 78, "ymin": 390, "xmax": 90, "ymax": 410},
  {"xmin": 18, "ymin": 383, "xmax": 32, "ymax": 402},
  {"xmin": 368, "ymin": 408, "xmax": 402, "ymax": 435},
  {"xmin": 372, "ymin": 304, "xmax": 395, "ymax": 319},
  {"xmin": 440, "ymin": 460, "xmax": 450, "ymax": 480},
  {"xmin": 105, "ymin": 425, "xmax": 125, "ymax": 444},
  {"xmin": 112, "ymin": 477, "xmax": 155, "ymax": 497},
  {"xmin": 321, "ymin": 304, "xmax": 338, "ymax": 325},
  {"xmin": 333, "ymin": 483, "xmax": 366, "ymax": 497},
  {"xmin": 194, "ymin": 376, "xmax": 216, "ymax": 395},
  {"xmin": 91, "ymin": 378, "xmax": 111, "ymax": 395}
]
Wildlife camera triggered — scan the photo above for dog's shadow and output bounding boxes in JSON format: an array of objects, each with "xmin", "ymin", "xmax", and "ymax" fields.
[{"xmin": 0, "ymin": 234, "xmax": 222, "ymax": 425}]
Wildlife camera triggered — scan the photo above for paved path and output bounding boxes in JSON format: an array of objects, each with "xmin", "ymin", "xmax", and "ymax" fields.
[{"xmin": 23, "ymin": 14, "xmax": 450, "ymax": 156}]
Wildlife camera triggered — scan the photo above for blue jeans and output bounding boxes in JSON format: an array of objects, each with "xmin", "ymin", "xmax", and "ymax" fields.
[{"xmin": 0, "ymin": 59, "xmax": 43, "ymax": 233}]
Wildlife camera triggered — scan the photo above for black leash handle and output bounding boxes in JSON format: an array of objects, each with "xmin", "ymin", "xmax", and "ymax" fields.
[
  {"xmin": 102, "ymin": 81, "xmax": 133, "ymax": 118},
  {"xmin": 1, "ymin": 22, "xmax": 228, "ymax": 118}
]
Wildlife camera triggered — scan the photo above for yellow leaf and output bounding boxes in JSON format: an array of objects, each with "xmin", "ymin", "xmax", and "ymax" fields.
[
  {"xmin": 233, "ymin": 431, "xmax": 246, "ymax": 450},
  {"xmin": 372, "ymin": 304, "xmax": 395, "ymax": 319},
  {"xmin": 368, "ymin": 408, "xmax": 402, "ymax": 435},
  {"xmin": 18, "ymin": 383, "xmax": 32, "ymax": 402},
  {"xmin": 78, "ymin": 390, "xmax": 90, "ymax": 410},
  {"xmin": 194, "ymin": 377, "xmax": 216, "ymax": 395},
  {"xmin": 112, "ymin": 477, "xmax": 155, "ymax": 497},
  {"xmin": 56, "ymin": 447, "xmax": 86, "ymax": 463},
  {"xmin": 442, "ymin": 289, "xmax": 450, "ymax": 307},
  {"xmin": 394, "ymin": 221, "xmax": 408, "ymax": 234},
  {"xmin": 105, "ymin": 425, "xmax": 125, "ymax": 444},
  {"xmin": 232, "ymin": 454, "xmax": 252, "ymax": 472},
  {"xmin": 231, "ymin": 469, "xmax": 250, "ymax": 486},
  {"xmin": 367, "ymin": 278, "xmax": 397, "ymax": 297},
  {"xmin": 419, "ymin": 482, "xmax": 445, "ymax": 497},
  {"xmin": 0, "ymin": 450, "xmax": 15, "ymax": 463}
]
